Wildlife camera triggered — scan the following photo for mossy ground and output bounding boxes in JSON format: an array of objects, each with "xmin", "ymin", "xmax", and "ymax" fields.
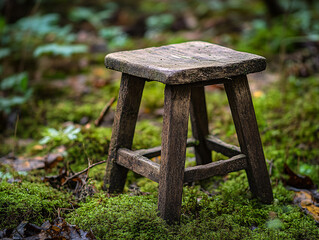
[
  {"xmin": 1, "ymin": 73, "xmax": 318, "ymax": 239},
  {"xmin": 0, "ymin": 180, "xmax": 73, "ymax": 229},
  {"xmin": 1, "ymin": 1, "xmax": 319, "ymax": 238},
  {"xmin": 65, "ymin": 174, "xmax": 319, "ymax": 240}
]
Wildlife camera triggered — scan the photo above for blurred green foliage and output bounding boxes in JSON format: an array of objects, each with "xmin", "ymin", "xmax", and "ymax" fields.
[
  {"xmin": 34, "ymin": 43, "xmax": 88, "ymax": 57},
  {"xmin": 0, "ymin": 180, "xmax": 72, "ymax": 229},
  {"xmin": 0, "ymin": 0, "xmax": 319, "ymax": 237},
  {"xmin": 0, "ymin": 73, "xmax": 32, "ymax": 113}
]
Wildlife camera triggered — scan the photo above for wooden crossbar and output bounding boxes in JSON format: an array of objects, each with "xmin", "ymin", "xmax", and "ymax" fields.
[
  {"xmin": 205, "ymin": 135, "xmax": 241, "ymax": 157},
  {"xmin": 134, "ymin": 138, "xmax": 198, "ymax": 158},
  {"xmin": 184, "ymin": 154, "xmax": 247, "ymax": 183},
  {"xmin": 117, "ymin": 148, "xmax": 160, "ymax": 182},
  {"xmin": 134, "ymin": 135, "xmax": 240, "ymax": 159},
  {"xmin": 117, "ymin": 148, "xmax": 247, "ymax": 184}
]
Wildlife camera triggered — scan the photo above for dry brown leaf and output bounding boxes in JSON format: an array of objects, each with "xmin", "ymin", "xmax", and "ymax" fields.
[{"xmin": 293, "ymin": 190, "xmax": 319, "ymax": 223}]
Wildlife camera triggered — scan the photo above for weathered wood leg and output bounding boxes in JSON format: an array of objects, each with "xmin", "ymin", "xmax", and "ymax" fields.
[
  {"xmin": 104, "ymin": 73, "xmax": 145, "ymax": 193},
  {"xmin": 224, "ymin": 75, "xmax": 273, "ymax": 203},
  {"xmin": 158, "ymin": 84, "xmax": 191, "ymax": 223},
  {"xmin": 190, "ymin": 86, "xmax": 212, "ymax": 165}
]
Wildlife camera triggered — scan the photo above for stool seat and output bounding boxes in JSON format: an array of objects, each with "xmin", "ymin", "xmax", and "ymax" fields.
[{"xmin": 105, "ymin": 41, "xmax": 266, "ymax": 84}]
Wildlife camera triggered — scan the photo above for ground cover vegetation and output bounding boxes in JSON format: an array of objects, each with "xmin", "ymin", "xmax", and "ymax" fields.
[{"xmin": 1, "ymin": 0, "xmax": 319, "ymax": 239}]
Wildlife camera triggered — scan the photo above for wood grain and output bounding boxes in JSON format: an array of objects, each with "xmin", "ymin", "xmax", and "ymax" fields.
[
  {"xmin": 105, "ymin": 41, "xmax": 266, "ymax": 84},
  {"xmin": 134, "ymin": 138, "xmax": 197, "ymax": 159},
  {"xmin": 184, "ymin": 154, "xmax": 247, "ymax": 182},
  {"xmin": 206, "ymin": 135, "xmax": 241, "ymax": 157},
  {"xmin": 190, "ymin": 86, "xmax": 212, "ymax": 165},
  {"xmin": 158, "ymin": 84, "xmax": 191, "ymax": 223},
  {"xmin": 224, "ymin": 75, "xmax": 273, "ymax": 203},
  {"xmin": 117, "ymin": 148, "xmax": 160, "ymax": 183},
  {"xmin": 104, "ymin": 73, "xmax": 145, "ymax": 193}
]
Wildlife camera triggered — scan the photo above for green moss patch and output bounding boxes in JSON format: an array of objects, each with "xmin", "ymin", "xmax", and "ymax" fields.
[
  {"xmin": 0, "ymin": 181, "xmax": 72, "ymax": 229},
  {"xmin": 65, "ymin": 173, "xmax": 319, "ymax": 240},
  {"xmin": 66, "ymin": 193, "xmax": 169, "ymax": 239}
]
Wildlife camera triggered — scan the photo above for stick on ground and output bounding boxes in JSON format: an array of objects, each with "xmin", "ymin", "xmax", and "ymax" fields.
[
  {"xmin": 62, "ymin": 160, "xmax": 106, "ymax": 186},
  {"xmin": 94, "ymin": 97, "xmax": 116, "ymax": 126}
]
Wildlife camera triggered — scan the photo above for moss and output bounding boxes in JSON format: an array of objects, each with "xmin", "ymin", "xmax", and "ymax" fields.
[
  {"xmin": 252, "ymin": 76, "xmax": 319, "ymax": 184},
  {"xmin": 65, "ymin": 171, "xmax": 319, "ymax": 240},
  {"xmin": 66, "ymin": 193, "xmax": 170, "ymax": 240},
  {"xmin": 66, "ymin": 126, "xmax": 112, "ymax": 171},
  {"xmin": 0, "ymin": 181, "xmax": 72, "ymax": 230},
  {"xmin": 133, "ymin": 120, "xmax": 162, "ymax": 150},
  {"xmin": 136, "ymin": 178, "xmax": 159, "ymax": 194},
  {"xmin": 205, "ymin": 88, "xmax": 235, "ymax": 140},
  {"xmin": 141, "ymin": 81, "xmax": 165, "ymax": 113},
  {"xmin": 26, "ymin": 126, "xmax": 112, "ymax": 173},
  {"xmin": 2, "ymin": 56, "xmax": 319, "ymax": 239}
]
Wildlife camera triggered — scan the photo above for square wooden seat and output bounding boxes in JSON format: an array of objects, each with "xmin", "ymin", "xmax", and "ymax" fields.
[
  {"xmin": 104, "ymin": 41, "xmax": 273, "ymax": 224},
  {"xmin": 105, "ymin": 41, "xmax": 266, "ymax": 84}
]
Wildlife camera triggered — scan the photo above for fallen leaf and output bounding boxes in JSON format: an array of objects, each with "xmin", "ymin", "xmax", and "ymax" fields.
[
  {"xmin": 293, "ymin": 190, "xmax": 319, "ymax": 223},
  {"xmin": 283, "ymin": 163, "xmax": 315, "ymax": 189},
  {"xmin": 0, "ymin": 147, "xmax": 65, "ymax": 172},
  {"xmin": 44, "ymin": 168, "xmax": 68, "ymax": 188},
  {"xmin": 32, "ymin": 145, "xmax": 44, "ymax": 151},
  {"xmin": 253, "ymin": 90, "xmax": 264, "ymax": 98},
  {"xmin": 283, "ymin": 164, "xmax": 319, "ymax": 223},
  {"xmin": 1, "ymin": 218, "xmax": 96, "ymax": 239}
]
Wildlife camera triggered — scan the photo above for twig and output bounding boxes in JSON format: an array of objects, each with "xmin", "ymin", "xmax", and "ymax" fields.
[
  {"xmin": 62, "ymin": 160, "xmax": 106, "ymax": 186},
  {"xmin": 94, "ymin": 96, "xmax": 116, "ymax": 126},
  {"xmin": 266, "ymin": 159, "xmax": 274, "ymax": 176}
]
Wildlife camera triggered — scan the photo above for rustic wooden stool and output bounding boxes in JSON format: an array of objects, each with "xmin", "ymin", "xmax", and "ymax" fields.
[{"xmin": 104, "ymin": 41, "xmax": 273, "ymax": 223}]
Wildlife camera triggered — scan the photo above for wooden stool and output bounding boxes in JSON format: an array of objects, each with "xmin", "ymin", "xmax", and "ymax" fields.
[{"xmin": 104, "ymin": 41, "xmax": 273, "ymax": 223}]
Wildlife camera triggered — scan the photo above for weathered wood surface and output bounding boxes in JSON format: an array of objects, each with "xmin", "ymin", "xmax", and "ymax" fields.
[
  {"xmin": 206, "ymin": 135, "xmax": 241, "ymax": 157},
  {"xmin": 117, "ymin": 148, "xmax": 160, "ymax": 182},
  {"xmin": 104, "ymin": 74, "xmax": 145, "ymax": 193},
  {"xmin": 158, "ymin": 84, "xmax": 191, "ymax": 223},
  {"xmin": 134, "ymin": 138, "xmax": 197, "ymax": 158},
  {"xmin": 184, "ymin": 154, "xmax": 247, "ymax": 182},
  {"xmin": 105, "ymin": 41, "xmax": 266, "ymax": 84},
  {"xmin": 224, "ymin": 75, "xmax": 273, "ymax": 203},
  {"xmin": 190, "ymin": 86, "xmax": 212, "ymax": 165}
]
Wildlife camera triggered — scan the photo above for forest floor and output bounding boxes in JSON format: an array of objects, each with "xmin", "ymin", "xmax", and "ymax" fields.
[{"xmin": 1, "ymin": 1, "xmax": 319, "ymax": 239}]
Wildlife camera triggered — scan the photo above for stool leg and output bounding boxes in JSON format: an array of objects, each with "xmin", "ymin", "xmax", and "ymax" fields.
[
  {"xmin": 104, "ymin": 73, "xmax": 145, "ymax": 193},
  {"xmin": 158, "ymin": 85, "xmax": 191, "ymax": 223},
  {"xmin": 190, "ymin": 86, "xmax": 212, "ymax": 165},
  {"xmin": 224, "ymin": 75, "xmax": 273, "ymax": 203}
]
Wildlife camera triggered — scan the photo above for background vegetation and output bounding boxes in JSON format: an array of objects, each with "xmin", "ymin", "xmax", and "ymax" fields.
[{"xmin": 1, "ymin": 0, "xmax": 318, "ymax": 239}]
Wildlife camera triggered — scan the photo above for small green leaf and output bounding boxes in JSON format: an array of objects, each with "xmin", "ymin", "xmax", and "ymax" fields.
[
  {"xmin": 63, "ymin": 125, "xmax": 75, "ymax": 134},
  {"xmin": 0, "ymin": 72, "xmax": 28, "ymax": 92},
  {"xmin": 39, "ymin": 136, "xmax": 51, "ymax": 145},
  {"xmin": 34, "ymin": 43, "xmax": 88, "ymax": 57}
]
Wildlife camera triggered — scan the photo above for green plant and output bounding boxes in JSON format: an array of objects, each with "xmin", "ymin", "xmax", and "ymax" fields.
[
  {"xmin": 68, "ymin": 2, "xmax": 118, "ymax": 29},
  {"xmin": 253, "ymin": 76, "xmax": 319, "ymax": 184},
  {"xmin": 34, "ymin": 43, "xmax": 87, "ymax": 57},
  {"xmin": 1, "ymin": 13, "xmax": 88, "ymax": 78},
  {"xmin": 133, "ymin": 120, "xmax": 162, "ymax": 150},
  {"xmin": 236, "ymin": 1, "xmax": 319, "ymax": 55},
  {"xmin": 99, "ymin": 27, "xmax": 130, "ymax": 49},
  {"xmin": 0, "ymin": 72, "xmax": 33, "ymax": 113},
  {"xmin": 145, "ymin": 13, "xmax": 175, "ymax": 38},
  {"xmin": 2, "ymin": 13, "xmax": 77, "ymax": 52},
  {"xmin": 39, "ymin": 125, "xmax": 81, "ymax": 145}
]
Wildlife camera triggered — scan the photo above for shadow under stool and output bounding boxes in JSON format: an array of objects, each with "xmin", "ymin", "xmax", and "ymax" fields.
[{"xmin": 103, "ymin": 41, "xmax": 273, "ymax": 224}]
